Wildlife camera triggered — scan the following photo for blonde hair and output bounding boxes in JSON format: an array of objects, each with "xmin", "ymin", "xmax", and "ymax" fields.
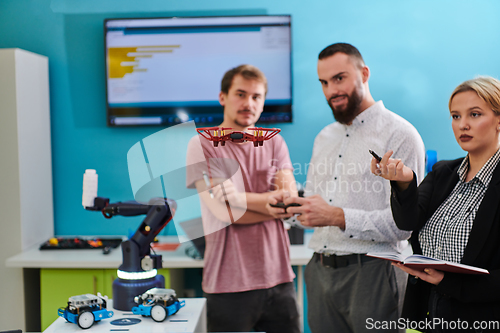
[{"xmin": 449, "ymin": 76, "xmax": 500, "ymax": 115}]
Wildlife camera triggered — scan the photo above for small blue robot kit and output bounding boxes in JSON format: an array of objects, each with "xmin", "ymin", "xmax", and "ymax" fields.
[
  {"xmin": 131, "ymin": 288, "xmax": 185, "ymax": 322},
  {"xmin": 58, "ymin": 293, "xmax": 114, "ymax": 329}
]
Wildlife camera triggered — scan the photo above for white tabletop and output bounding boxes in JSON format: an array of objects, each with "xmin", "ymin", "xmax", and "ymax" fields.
[
  {"xmin": 44, "ymin": 298, "xmax": 206, "ymax": 332},
  {"xmin": 6, "ymin": 234, "xmax": 314, "ymax": 269}
]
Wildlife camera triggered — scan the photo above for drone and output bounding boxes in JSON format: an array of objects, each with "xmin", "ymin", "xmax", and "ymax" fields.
[{"xmin": 196, "ymin": 127, "xmax": 281, "ymax": 147}]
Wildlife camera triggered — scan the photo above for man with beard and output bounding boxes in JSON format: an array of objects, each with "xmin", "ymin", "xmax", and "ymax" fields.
[
  {"xmin": 267, "ymin": 43, "xmax": 426, "ymax": 333},
  {"xmin": 186, "ymin": 64, "xmax": 300, "ymax": 333}
]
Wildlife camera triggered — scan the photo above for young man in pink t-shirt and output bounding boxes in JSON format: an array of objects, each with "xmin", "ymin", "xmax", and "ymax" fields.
[{"xmin": 186, "ymin": 64, "xmax": 300, "ymax": 332}]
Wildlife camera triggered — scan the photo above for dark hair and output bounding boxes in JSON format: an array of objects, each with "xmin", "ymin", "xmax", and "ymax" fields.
[
  {"xmin": 220, "ymin": 64, "xmax": 268, "ymax": 95},
  {"xmin": 318, "ymin": 43, "xmax": 365, "ymax": 68}
]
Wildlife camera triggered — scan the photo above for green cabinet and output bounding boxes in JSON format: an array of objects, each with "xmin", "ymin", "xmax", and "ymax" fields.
[{"xmin": 40, "ymin": 268, "xmax": 170, "ymax": 330}]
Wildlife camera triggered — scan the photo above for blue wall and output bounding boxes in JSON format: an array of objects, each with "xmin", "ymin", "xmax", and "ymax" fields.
[{"xmin": 1, "ymin": 0, "xmax": 500, "ymax": 237}]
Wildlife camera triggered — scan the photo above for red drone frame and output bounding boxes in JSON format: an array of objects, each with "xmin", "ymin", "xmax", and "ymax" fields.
[{"xmin": 196, "ymin": 127, "xmax": 281, "ymax": 147}]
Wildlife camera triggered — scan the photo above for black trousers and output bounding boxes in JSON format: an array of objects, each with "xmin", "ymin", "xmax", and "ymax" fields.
[
  {"xmin": 427, "ymin": 288, "xmax": 495, "ymax": 333},
  {"xmin": 205, "ymin": 282, "xmax": 300, "ymax": 333}
]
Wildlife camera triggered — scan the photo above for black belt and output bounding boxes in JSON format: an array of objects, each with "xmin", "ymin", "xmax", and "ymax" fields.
[{"xmin": 314, "ymin": 252, "xmax": 377, "ymax": 269}]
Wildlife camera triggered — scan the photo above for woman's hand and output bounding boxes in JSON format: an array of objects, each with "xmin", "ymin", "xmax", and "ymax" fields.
[
  {"xmin": 392, "ymin": 262, "xmax": 445, "ymax": 285},
  {"xmin": 370, "ymin": 150, "xmax": 414, "ymax": 190}
]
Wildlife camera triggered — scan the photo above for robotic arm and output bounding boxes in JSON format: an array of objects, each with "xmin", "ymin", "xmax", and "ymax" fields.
[
  {"xmin": 82, "ymin": 169, "xmax": 178, "ymax": 310},
  {"xmin": 86, "ymin": 197, "xmax": 177, "ymax": 273}
]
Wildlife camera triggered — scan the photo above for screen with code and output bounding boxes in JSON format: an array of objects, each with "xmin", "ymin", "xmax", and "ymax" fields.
[{"xmin": 105, "ymin": 15, "xmax": 292, "ymax": 127}]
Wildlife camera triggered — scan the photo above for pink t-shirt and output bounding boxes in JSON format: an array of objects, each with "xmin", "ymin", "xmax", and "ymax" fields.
[{"xmin": 186, "ymin": 134, "xmax": 296, "ymax": 294}]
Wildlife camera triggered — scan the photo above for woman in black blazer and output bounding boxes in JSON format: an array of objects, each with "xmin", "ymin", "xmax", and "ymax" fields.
[{"xmin": 371, "ymin": 76, "xmax": 500, "ymax": 332}]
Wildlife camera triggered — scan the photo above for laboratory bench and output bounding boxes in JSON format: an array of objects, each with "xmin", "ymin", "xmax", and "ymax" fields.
[{"xmin": 6, "ymin": 235, "xmax": 314, "ymax": 332}]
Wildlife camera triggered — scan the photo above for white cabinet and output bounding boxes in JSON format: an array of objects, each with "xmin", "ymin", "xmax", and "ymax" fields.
[{"xmin": 0, "ymin": 48, "xmax": 54, "ymax": 331}]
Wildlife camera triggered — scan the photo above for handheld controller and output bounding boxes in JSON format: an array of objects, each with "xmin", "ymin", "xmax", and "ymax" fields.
[{"xmin": 269, "ymin": 202, "xmax": 302, "ymax": 213}]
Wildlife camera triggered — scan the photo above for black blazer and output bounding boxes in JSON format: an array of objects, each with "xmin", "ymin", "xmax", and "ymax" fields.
[{"xmin": 391, "ymin": 158, "xmax": 500, "ymax": 325}]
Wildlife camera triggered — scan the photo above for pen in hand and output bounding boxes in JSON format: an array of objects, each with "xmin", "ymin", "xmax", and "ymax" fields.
[
  {"xmin": 369, "ymin": 149, "xmax": 382, "ymax": 162},
  {"xmin": 202, "ymin": 171, "xmax": 214, "ymax": 199}
]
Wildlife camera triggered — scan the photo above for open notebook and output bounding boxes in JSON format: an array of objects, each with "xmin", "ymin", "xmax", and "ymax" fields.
[{"xmin": 366, "ymin": 252, "xmax": 489, "ymax": 275}]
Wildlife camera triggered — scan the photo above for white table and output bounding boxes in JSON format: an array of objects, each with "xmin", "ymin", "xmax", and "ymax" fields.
[
  {"xmin": 43, "ymin": 298, "xmax": 206, "ymax": 333},
  {"xmin": 7, "ymin": 234, "xmax": 314, "ymax": 332},
  {"xmin": 6, "ymin": 236, "xmax": 313, "ymax": 268}
]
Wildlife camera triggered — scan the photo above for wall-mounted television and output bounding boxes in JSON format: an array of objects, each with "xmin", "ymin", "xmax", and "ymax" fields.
[{"xmin": 104, "ymin": 15, "xmax": 292, "ymax": 127}]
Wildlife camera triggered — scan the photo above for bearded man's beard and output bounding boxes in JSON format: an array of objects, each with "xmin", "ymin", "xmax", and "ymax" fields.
[{"xmin": 328, "ymin": 85, "xmax": 363, "ymax": 125}]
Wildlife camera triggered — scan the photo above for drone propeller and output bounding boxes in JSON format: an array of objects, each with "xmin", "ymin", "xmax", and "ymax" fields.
[{"xmin": 196, "ymin": 127, "xmax": 281, "ymax": 147}]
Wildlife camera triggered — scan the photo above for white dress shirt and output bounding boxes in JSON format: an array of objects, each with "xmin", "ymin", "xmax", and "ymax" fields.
[{"xmin": 304, "ymin": 101, "xmax": 426, "ymax": 255}]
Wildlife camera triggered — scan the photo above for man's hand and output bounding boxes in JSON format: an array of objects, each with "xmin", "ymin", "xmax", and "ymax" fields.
[
  {"xmin": 266, "ymin": 189, "xmax": 295, "ymax": 219},
  {"xmin": 212, "ymin": 179, "xmax": 246, "ymax": 208},
  {"xmin": 285, "ymin": 195, "xmax": 345, "ymax": 229},
  {"xmin": 392, "ymin": 263, "xmax": 444, "ymax": 285}
]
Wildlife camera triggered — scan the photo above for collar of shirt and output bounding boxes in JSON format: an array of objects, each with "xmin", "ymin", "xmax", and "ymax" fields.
[
  {"xmin": 348, "ymin": 100, "xmax": 385, "ymax": 129},
  {"xmin": 457, "ymin": 148, "xmax": 500, "ymax": 186}
]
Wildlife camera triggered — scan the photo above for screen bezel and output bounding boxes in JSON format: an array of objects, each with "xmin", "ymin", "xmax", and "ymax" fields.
[{"xmin": 104, "ymin": 14, "xmax": 293, "ymax": 127}]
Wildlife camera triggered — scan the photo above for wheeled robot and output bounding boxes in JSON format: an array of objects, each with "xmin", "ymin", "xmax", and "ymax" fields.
[
  {"xmin": 58, "ymin": 293, "xmax": 114, "ymax": 329},
  {"xmin": 131, "ymin": 288, "xmax": 185, "ymax": 322}
]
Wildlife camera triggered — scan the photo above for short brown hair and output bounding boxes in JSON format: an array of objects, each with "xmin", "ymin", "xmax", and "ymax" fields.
[
  {"xmin": 318, "ymin": 43, "xmax": 365, "ymax": 69},
  {"xmin": 449, "ymin": 76, "xmax": 500, "ymax": 115},
  {"xmin": 220, "ymin": 64, "xmax": 268, "ymax": 95}
]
